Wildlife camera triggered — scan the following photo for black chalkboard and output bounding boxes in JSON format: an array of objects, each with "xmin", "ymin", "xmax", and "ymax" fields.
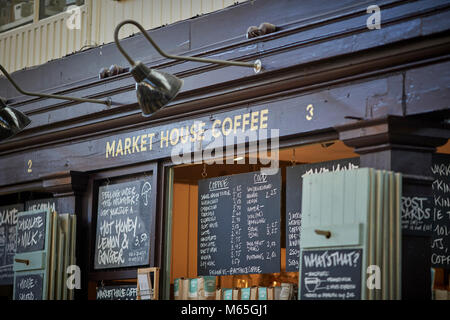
[
  {"xmin": 14, "ymin": 273, "xmax": 44, "ymax": 300},
  {"xmin": 94, "ymin": 178, "xmax": 153, "ymax": 269},
  {"xmin": 0, "ymin": 203, "xmax": 23, "ymax": 285},
  {"xmin": 15, "ymin": 211, "xmax": 46, "ymax": 254},
  {"xmin": 430, "ymin": 153, "xmax": 450, "ymax": 269},
  {"xmin": 25, "ymin": 198, "xmax": 57, "ymax": 213},
  {"xmin": 285, "ymin": 158, "xmax": 360, "ymax": 272},
  {"xmin": 300, "ymin": 249, "xmax": 362, "ymax": 300},
  {"xmin": 401, "ymin": 195, "xmax": 433, "ymax": 236},
  {"xmin": 96, "ymin": 285, "xmax": 137, "ymax": 300},
  {"xmin": 198, "ymin": 171, "xmax": 281, "ymax": 276}
]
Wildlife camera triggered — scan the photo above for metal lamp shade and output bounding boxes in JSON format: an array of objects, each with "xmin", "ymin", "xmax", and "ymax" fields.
[
  {"xmin": 0, "ymin": 102, "xmax": 31, "ymax": 141},
  {"xmin": 131, "ymin": 62, "xmax": 183, "ymax": 117}
]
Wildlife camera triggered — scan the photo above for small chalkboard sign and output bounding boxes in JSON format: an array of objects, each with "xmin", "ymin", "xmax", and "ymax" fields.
[
  {"xmin": 430, "ymin": 153, "xmax": 450, "ymax": 269},
  {"xmin": 25, "ymin": 198, "xmax": 57, "ymax": 213},
  {"xmin": 16, "ymin": 210, "xmax": 46, "ymax": 254},
  {"xmin": 198, "ymin": 171, "xmax": 281, "ymax": 276},
  {"xmin": 13, "ymin": 209, "xmax": 52, "ymax": 300},
  {"xmin": 94, "ymin": 178, "xmax": 153, "ymax": 269},
  {"xmin": 96, "ymin": 285, "xmax": 137, "ymax": 300},
  {"xmin": 401, "ymin": 195, "xmax": 433, "ymax": 236},
  {"xmin": 14, "ymin": 272, "xmax": 44, "ymax": 300},
  {"xmin": 285, "ymin": 158, "xmax": 360, "ymax": 272},
  {"xmin": 300, "ymin": 249, "xmax": 362, "ymax": 300},
  {"xmin": 0, "ymin": 203, "xmax": 23, "ymax": 285}
]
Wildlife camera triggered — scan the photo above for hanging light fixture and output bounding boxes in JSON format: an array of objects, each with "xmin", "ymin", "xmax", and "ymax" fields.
[
  {"xmin": 0, "ymin": 96, "xmax": 31, "ymax": 141},
  {"xmin": 0, "ymin": 64, "xmax": 112, "ymax": 142},
  {"xmin": 114, "ymin": 19, "xmax": 262, "ymax": 117}
]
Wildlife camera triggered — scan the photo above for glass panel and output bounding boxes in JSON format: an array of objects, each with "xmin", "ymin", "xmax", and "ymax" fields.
[
  {"xmin": 0, "ymin": 0, "xmax": 34, "ymax": 33},
  {"xmin": 39, "ymin": 0, "xmax": 84, "ymax": 20}
]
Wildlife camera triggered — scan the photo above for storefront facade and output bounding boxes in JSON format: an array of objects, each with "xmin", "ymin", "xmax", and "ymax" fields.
[{"xmin": 0, "ymin": 0, "xmax": 449, "ymax": 300}]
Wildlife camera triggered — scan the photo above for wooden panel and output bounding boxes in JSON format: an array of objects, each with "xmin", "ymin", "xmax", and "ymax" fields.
[
  {"xmin": 188, "ymin": 184, "xmax": 198, "ymax": 278},
  {"xmin": 170, "ymin": 182, "xmax": 190, "ymax": 282},
  {"xmin": 302, "ymin": 224, "xmax": 361, "ymax": 248},
  {"xmin": 0, "ymin": 0, "xmax": 244, "ymax": 73},
  {"xmin": 13, "ymin": 252, "xmax": 46, "ymax": 272}
]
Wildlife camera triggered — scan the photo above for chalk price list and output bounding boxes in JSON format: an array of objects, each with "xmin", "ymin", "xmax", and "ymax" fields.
[
  {"xmin": 198, "ymin": 172, "xmax": 281, "ymax": 276},
  {"xmin": 287, "ymin": 210, "xmax": 301, "ymax": 270},
  {"xmin": 430, "ymin": 156, "xmax": 450, "ymax": 267},
  {"xmin": 231, "ymin": 185, "xmax": 242, "ymax": 266},
  {"xmin": 0, "ymin": 204, "xmax": 22, "ymax": 285}
]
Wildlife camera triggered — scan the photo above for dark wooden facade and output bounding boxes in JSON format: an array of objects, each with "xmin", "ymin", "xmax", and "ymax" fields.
[{"xmin": 0, "ymin": 0, "xmax": 449, "ymax": 299}]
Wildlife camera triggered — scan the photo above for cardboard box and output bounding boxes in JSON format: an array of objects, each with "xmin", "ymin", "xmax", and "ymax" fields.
[
  {"xmin": 241, "ymin": 287, "xmax": 251, "ymax": 300},
  {"xmin": 188, "ymin": 278, "xmax": 199, "ymax": 300},
  {"xmin": 250, "ymin": 287, "xmax": 258, "ymax": 300},
  {"xmin": 174, "ymin": 277, "xmax": 189, "ymax": 300},
  {"xmin": 267, "ymin": 287, "xmax": 274, "ymax": 300},
  {"xmin": 179, "ymin": 278, "xmax": 190, "ymax": 300},
  {"xmin": 279, "ymin": 283, "xmax": 294, "ymax": 300},
  {"xmin": 274, "ymin": 286, "xmax": 282, "ymax": 300},
  {"xmin": 198, "ymin": 276, "xmax": 216, "ymax": 300},
  {"xmin": 223, "ymin": 288, "xmax": 233, "ymax": 300},
  {"xmin": 232, "ymin": 288, "xmax": 240, "ymax": 300},
  {"xmin": 174, "ymin": 278, "xmax": 181, "ymax": 300},
  {"xmin": 435, "ymin": 289, "xmax": 449, "ymax": 300},
  {"xmin": 215, "ymin": 289, "xmax": 222, "ymax": 300},
  {"xmin": 258, "ymin": 287, "xmax": 268, "ymax": 300}
]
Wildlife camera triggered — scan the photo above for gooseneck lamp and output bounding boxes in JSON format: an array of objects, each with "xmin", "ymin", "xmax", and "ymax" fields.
[
  {"xmin": 0, "ymin": 96, "xmax": 31, "ymax": 141},
  {"xmin": 0, "ymin": 64, "xmax": 112, "ymax": 141},
  {"xmin": 114, "ymin": 19, "xmax": 262, "ymax": 117},
  {"xmin": 0, "ymin": 64, "xmax": 112, "ymax": 107}
]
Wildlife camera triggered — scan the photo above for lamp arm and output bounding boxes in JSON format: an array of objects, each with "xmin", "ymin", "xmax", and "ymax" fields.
[
  {"xmin": 0, "ymin": 64, "xmax": 111, "ymax": 106},
  {"xmin": 114, "ymin": 19, "xmax": 261, "ymax": 72}
]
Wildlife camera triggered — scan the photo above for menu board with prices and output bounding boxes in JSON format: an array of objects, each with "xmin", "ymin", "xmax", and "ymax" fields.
[
  {"xmin": 430, "ymin": 153, "xmax": 450, "ymax": 268},
  {"xmin": 0, "ymin": 204, "xmax": 23, "ymax": 285},
  {"xmin": 198, "ymin": 171, "xmax": 281, "ymax": 276}
]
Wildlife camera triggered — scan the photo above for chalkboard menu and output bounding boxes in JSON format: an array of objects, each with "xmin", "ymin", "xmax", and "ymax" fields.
[
  {"xmin": 430, "ymin": 153, "xmax": 450, "ymax": 269},
  {"xmin": 13, "ymin": 209, "xmax": 51, "ymax": 301},
  {"xmin": 198, "ymin": 171, "xmax": 281, "ymax": 276},
  {"xmin": 16, "ymin": 211, "xmax": 46, "ymax": 254},
  {"xmin": 285, "ymin": 158, "xmax": 360, "ymax": 272},
  {"xmin": 96, "ymin": 285, "xmax": 137, "ymax": 300},
  {"xmin": 14, "ymin": 273, "xmax": 44, "ymax": 300},
  {"xmin": 25, "ymin": 198, "xmax": 57, "ymax": 212},
  {"xmin": 94, "ymin": 178, "xmax": 153, "ymax": 269},
  {"xmin": 0, "ymin": 203, "xmax": 23, "ymax": 285},
  {"xmin": 300, "ymin": 249, "xmax": 362, "ymax": 300}
]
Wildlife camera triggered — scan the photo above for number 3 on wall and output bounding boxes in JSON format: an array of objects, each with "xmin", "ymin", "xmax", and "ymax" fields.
[
  {"xmin": 306, "ymin": 104, "xmax": 314, "ymax": 121},
  {"xmin": 27, "ymin": 160, "xmax": 32, "ymax": 173}
]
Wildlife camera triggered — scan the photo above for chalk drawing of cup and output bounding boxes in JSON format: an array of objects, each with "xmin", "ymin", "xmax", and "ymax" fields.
[
  {"xmin": 141, "ymin": 182, "xmax": 152, "ymax": 206},
  {"xmin": 304, "ymin": 277, "xmax": 321, "ymax": 293}
]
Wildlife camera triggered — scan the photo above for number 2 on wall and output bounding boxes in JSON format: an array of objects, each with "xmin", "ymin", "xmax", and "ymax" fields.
[{"xmin": 27, "ymin": 160, "xmax": 32, "ymax": 173}]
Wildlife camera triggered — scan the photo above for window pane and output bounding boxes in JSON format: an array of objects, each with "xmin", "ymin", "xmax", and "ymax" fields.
[
  {"xmin": 0, "ymin": 0, "xmax": 34, "ymax": 33},
  {"xmin": 39, "ymin": 0, "xmax": 84, "ymax": 20}
]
